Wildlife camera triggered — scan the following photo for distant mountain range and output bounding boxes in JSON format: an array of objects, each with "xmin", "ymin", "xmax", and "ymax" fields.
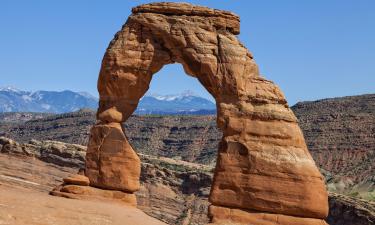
[
  {"xmin": 0, "ymin": 86, "xmax": 98, "ymax": 113},
  {"xmin": 135, "ymin": 91, "xmax": 216, "ymax": 115},
  {"xmin": 0, "ymin": 87, "xmax": 216, "ymax": 114}
]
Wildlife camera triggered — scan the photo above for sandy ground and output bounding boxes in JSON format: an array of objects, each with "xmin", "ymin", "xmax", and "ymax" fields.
[{"xmin": 0, "ymin": 154, "xmax": 166, "ymax": 225}]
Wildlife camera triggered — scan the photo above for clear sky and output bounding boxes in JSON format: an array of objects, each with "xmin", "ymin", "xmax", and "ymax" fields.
[{"xmin": 1, "ymin": 0, "xmax": 374, "ymax": 105}]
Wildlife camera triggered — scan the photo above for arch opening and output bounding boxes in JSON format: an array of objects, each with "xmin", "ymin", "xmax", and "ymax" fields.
[
  {"xmin": 123, "ymin": 63, "xmax": 219, "ymax": 165},
  {"xmin": 134, "ymin": 63, "xmax": 216, "ymax": 115}
]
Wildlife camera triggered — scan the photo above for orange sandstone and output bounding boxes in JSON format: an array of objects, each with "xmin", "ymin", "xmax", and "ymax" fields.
[{"xmin": 57, "ymin": 2, "xmax": 328, "ymax": 224}]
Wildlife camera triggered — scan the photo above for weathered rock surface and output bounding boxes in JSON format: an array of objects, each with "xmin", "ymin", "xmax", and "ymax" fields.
[
  {"xmin": 51, "ymin": 184, "xmax": 137, "ymax": 207},
  {"xmin": 83, "ymin": 2, "xmax": 328, "ymax": 223},
  {"xmin": 0, "ymin": 136, "xmax": 86, "ymax": 167},
  {"xmin": 85, "ymin": 122, "xmax": 141, "ymax": 192},
  {"xmin": 63, "ymin": 174, "xmax": 90, "ymax": 186}
]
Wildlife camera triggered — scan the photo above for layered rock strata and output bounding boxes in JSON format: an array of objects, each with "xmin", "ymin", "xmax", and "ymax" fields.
[{"xmin": 69, "ymin": 2, "xmax": 329, "ymax": 224}]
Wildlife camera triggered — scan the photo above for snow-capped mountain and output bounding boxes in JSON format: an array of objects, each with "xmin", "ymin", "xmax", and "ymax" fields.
[
  {"xmin": 0, "ymin": 87, "xmax": 216, "ymax": 114},
  {"xmin": 136, "ymin": 91, "xmax": 216, "ymax": 115},
  {"xmin": 0, "ymin": 86, "xmax": 98, "ymax": 113}
]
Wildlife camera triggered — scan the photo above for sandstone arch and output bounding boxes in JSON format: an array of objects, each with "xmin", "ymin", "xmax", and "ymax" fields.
[{"xmin": 84, "ymin": 3, "xmax": 328, "ymax": 224}]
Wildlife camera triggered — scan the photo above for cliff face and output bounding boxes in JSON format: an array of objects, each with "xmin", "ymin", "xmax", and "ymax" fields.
[
  {"xmin": 125, "ymin": 116, "xmax": 219, "ymax": 165},
  {"xmin": 292, "ymin": 94, "xmax": 375, "ymax": 198},
  {"xmin": 0, "ymin": 110, "xmax": 94, "ymax": 145}
]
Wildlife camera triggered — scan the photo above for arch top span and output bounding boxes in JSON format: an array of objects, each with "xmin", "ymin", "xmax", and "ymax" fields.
[
  {"xmin": 82, "ymin": 2, "xmax": 329, "ymax": 225},
  {"xmin": 132, "ymin": 2, "xmax": 240, "ymax": 35},
  {"xmin": 97, "ymin": 2, "xmax": 261, "ymax": 122}
]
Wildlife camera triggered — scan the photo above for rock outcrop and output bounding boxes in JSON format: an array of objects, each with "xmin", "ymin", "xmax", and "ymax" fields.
[
  {"xmin": 327, "ymin": 193, "xmax": 375, "ymax": 225},
  {"xmin": 0, "ymin": 136, "xmax": 86, "ymax": 168},
  {"xmin": 74, "ymin": 2, "xmax": 329, "ymax": 224}
]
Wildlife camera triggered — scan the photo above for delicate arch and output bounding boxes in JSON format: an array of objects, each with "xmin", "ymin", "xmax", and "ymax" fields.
[{"xmin": 85, "ymin": 2, "xmax": 328, "ymax": 224}]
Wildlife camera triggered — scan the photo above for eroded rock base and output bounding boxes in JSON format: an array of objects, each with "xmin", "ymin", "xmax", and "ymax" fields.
[
  {"xmin": 50, "ymin": 175, "xmax": 137, "ymax": 207},
  {"xmin": 85, "ymin": 122, "xmax": 141, "ymax": 192},
  {"xmin": 209, "ymin": 206, "xmax": 328, "ymax": 225}
]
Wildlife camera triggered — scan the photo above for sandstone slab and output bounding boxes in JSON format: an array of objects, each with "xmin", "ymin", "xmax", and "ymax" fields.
[
  {"xmin": 63, "ymin": 174, "xmax": 90, "ymax": 186},
  {"xmin": 51, "ymin": 184, "xmax": 137, "ymax": 207}
]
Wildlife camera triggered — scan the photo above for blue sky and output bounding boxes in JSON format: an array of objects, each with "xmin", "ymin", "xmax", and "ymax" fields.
[{"xmin": 1, "ymin": 1, "xmax": 374, "ymax": 105}]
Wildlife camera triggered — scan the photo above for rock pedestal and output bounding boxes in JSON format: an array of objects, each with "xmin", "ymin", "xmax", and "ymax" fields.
[
  {"xmin": 53, "ymin": 2, "xmax": 329, "ymax": 224},
  {"xmin": 50, "ymin": 174, "xmax": 137, "ymax": 207},
  {"xmin": 85, "ymin": 122, "xmax": 141, "ymax": 192}
]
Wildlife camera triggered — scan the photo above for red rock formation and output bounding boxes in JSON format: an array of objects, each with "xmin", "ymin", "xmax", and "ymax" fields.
[
  {"xmin": 85, "ymin": 122, "xmax": 141, "ymax": 192},
  {"xmin": 56, "ymin": 2, "xmax": 329, "ymax": 224}
]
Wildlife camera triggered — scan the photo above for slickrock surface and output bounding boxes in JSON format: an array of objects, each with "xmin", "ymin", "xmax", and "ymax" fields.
[
  {"xmin": 0, "ymin": 184, "xmax": 166, "ymax": 225},
  {"xmin": 51, "ymin": 184, "xmax": 138, "ymax": 207},
  {"xmin": 81, "ymin": 2, "xmax": 328, "ymax": 224}
]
